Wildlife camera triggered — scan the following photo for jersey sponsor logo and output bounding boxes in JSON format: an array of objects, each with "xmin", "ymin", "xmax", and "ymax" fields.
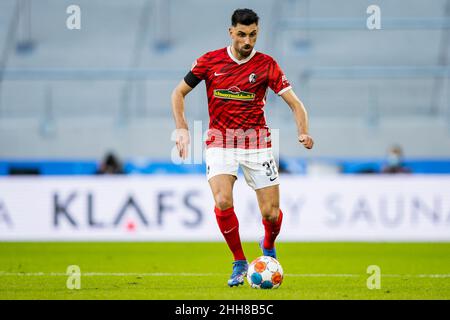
[
  {"xmin": 214, "ymin": 72, "xmax": 227, "ymax": 76},
  {"xmin": 249, "ymin": 73, "xmax": 257, "ymax": 83},
  {"xmin": 213, "ymin": 86, "xmax": 255, "ymax": 101}
]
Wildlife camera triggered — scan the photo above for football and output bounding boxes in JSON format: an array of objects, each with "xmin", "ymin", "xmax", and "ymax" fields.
[{"xmin": 247, "ymin": 256, "xmax": 284, "ymax": 289}]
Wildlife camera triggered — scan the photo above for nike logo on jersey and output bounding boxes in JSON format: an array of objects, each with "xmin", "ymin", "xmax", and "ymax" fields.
[
  {"xmin": 214, "ymin": 72, "xmax": 227, "ymax": 76},
  {"xmin": 270, "ymin": 176, "xmax": 278, "ymax": 182}
]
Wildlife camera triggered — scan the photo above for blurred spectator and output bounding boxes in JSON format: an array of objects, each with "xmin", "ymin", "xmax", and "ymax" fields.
[
  {"xmin": 356, "ymin": 167, "xmax": 378, "ymax": 174},
  {"xmin": 382, "ymin": 145, "xmax": 411, "ymax": 174},
  {"xmin": 97, "ymin": 152, "xmax": 124, "ymax": 174}
]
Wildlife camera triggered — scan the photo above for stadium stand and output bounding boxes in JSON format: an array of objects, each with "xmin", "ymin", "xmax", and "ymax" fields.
[{"xmin": 0, "ymin": 0, "xmax": 449, "ymax": 173}]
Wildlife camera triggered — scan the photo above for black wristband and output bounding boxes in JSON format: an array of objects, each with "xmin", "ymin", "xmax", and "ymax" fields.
[{"xmin": 184, "ymin": 71, "xmax": 202, "ymax": 88}]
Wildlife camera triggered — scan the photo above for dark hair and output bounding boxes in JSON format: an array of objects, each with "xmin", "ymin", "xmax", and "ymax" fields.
[{"xmin": 231, "ymin": 8, "xmax": 259, "ymax": 26}]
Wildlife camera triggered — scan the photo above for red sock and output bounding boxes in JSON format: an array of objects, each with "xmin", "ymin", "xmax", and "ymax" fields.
[
  {"xmin": 262, "ymin": 209, "xmax": 283, "ymax": 249},
  {"xmin": 214, "ymin": 206, "xmax": 246, "ymax": 261}
]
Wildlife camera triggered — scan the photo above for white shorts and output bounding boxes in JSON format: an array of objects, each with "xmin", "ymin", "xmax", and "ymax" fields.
[{"xmin": 205, "ymin": 147, "xmax": 280, "ymax": 190}]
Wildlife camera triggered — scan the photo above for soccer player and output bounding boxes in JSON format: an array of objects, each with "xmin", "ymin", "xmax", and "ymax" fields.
[{"xmin": 171, "ymin": 8, "xmax": 313, "ymax": 287}]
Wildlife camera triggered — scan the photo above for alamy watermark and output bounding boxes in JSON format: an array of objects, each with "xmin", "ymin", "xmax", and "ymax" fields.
[
  {"xmin": 66, "ymin": 5, "xmax": 81, "ymax": 30},
  {"xmin": 367, "ymin": 5, "xmax": 381, "ymax": 30},
  {"xmin": 66, "ymin": 265, "xmax": 81, "ymax": 289},
  {"xmin": 170, "ymin": 121, "xmax": 280, "ymax": 165},
  {"xmin": 366, "ymin": 265, "xmax": 381, "ymax": 289}
]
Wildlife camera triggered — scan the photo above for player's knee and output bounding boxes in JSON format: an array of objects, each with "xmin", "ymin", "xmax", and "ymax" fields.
[
  {"xmin": 215, "ymin": 194, "xmax": 233, "ymax": 211},
  {"xmin": 261, "ymin": 204, "xmax": 280, "ymax": 222}
]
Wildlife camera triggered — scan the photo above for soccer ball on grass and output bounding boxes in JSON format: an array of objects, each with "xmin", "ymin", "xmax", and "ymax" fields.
[{"xmin": 246, "ymin": 256, "xmax": 283, "ymax": 289}]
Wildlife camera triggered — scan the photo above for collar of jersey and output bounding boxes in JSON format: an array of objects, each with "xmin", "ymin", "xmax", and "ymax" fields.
[{"xmin": 227, "ymin": 46, "xmax": 257, "ymax": 65}]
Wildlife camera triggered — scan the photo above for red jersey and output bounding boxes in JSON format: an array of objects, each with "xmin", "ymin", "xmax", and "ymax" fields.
[{"xmin": 188, "ymin": 46, "xmax": 291, "ymax": 149}]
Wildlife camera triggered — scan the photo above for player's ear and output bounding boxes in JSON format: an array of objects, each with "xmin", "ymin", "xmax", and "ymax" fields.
[
  {"xmin": 228, "ymin": 27, "xmax": 233, "ymax": 37},
  {"xmin": 252, "ymin": 25, "xmax": 259, "ymax": 37}
]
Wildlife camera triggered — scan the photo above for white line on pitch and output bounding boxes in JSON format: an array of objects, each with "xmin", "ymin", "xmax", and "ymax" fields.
[
  {"xmin": 287, "ymin": 274, "xmax": 450, "ymax": 278},
  {"xmin": 0, "ymin": 272, "xmax": 221, "ymax": 277},
  {"xmin": 0, "ymin": 272, "xmax": 449, "ymax": 278}
]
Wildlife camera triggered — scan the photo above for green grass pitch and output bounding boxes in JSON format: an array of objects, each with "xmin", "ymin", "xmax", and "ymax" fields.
[{"xmin": 0, "ymin": 242, "xmax": 449, "ymax": 299}]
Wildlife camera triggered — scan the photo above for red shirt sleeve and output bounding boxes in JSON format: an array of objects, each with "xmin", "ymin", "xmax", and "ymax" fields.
[
  {"xmin": 268, "ymin": 59, "xmax": 291, "ymax": 95},
  {"xmin": 191, "ymin": 52, "xmax": 211, "ymax": 80}
]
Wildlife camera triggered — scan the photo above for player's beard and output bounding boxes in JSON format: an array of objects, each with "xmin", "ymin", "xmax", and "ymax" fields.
[{"xmin": 239, "ymin": 45, "xmax": 253, "ymax": 58}]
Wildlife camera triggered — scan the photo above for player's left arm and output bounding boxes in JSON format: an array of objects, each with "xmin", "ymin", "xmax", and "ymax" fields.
[{"xmin": 280, "ymin": 89, "xmax": 314, "ymax": 149}]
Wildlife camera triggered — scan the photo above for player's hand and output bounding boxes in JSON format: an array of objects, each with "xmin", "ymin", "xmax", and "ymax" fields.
[
  {"xmin": 299, "ymin": 134, "xmax": 314, "ymax": 149},
  {"xmin": 175, "ymin": 128, "xmax": 190, "ymax": 159}
]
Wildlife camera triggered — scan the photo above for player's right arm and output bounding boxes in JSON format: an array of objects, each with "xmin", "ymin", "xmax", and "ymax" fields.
[
  {"xmin": 171, "ymin": 80, "xmax": 194, "ymax": 160},
  {"xmin": 171, "ymin": 52, "xmax": 211, "ymax": 159}
]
